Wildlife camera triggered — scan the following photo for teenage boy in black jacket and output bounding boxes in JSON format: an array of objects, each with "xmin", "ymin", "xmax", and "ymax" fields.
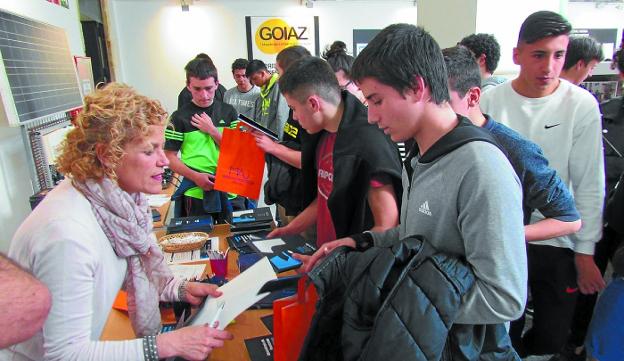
[{"xmin": 267, "ymin": 57, "xmax": 402, "ymax": 247}]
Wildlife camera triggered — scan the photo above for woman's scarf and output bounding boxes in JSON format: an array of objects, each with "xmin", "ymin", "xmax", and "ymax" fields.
[{"xmin": 73, "ymin": 178, "xmax": 174, "ymax": 337}]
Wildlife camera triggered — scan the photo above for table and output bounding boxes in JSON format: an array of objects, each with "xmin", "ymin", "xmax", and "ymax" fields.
[{"xmin": 101, "ymin": 224, "xmax": 287, "ymax": 361}]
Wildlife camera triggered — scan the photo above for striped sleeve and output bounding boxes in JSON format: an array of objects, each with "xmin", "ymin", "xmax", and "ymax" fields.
[{"xmin": 164, "ymin": 127, "xmax": 184, "ymax": 151}]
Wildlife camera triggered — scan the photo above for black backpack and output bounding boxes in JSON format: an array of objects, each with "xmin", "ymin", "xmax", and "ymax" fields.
[
  {"xmin": 263, "ymin": 152, "xmax": 303, "ymax": 216},
  {"xmin": 606, "ymin": 172, "xmax": 624, "ymax": 235}
]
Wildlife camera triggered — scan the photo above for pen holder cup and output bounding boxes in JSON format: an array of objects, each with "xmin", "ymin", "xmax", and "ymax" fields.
[{"xmin": 210, "ymin": 254, "xmax": 228, "ymax": 278}]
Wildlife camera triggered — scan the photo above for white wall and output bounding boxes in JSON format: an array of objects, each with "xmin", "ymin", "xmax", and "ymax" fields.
[
  {"xmin": 0, "ymin": 0, "xmax": 84, "ymax": 251},
  {"xmin": 417, "ymin": 0, "xmax": 477, "ymax": 49},
  {"xmin": 106, "ymin": 0, "xmax": 418, "ymax": 114}
]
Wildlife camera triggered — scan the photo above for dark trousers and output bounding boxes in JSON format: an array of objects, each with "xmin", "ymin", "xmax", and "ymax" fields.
[
  {"xmin": 510, "ymin": 244, "xmax": 578, "ymax": 356},
  {"xmin": 182, "ymin": 195, "xmax": 248, "ymax": 223},
  {"xmin": 567, "ymin": 226, "xmax": 622, "ymax": 347}
]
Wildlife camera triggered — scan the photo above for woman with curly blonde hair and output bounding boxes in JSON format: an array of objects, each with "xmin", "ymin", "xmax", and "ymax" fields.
[{"xmin": 4, "ymin": 83, "xmax": 232, "ymax": 361}]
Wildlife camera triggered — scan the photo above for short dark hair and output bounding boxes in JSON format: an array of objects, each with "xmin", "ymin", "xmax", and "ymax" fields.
[
  {"xmin": 185, "ymin": 58, "xmax": 218, "ymax": 84},
  {"xmin": 245, "ymin": 59, "xmax": 268, "ymax": 78},
  {"xmin": 278, "ymin": 57, "xmax": 341, "ymax": 105},
  {"xmin": 518, "ymin": 10, "xmax": 571, "ymax": 45},
  {"xmin": 195, "ymin": 53, "xmax": 212, "ymax": 61},
  {"xmin": 351, "ymin": 23, "xmax": 449, "ymax": 104},
  {"xmin": 459, "ymin": 33, "xmax": 501, "ymax": 74},
  {"xmin": 322, "ymin": 41, "xmax": 355, "ymax": 77},
  {"xmin": 442, "ymin": 46, "xmax": 481, "ymax": 98},
  {"xmin": 276, "ymin": 46, "xmax": 311, "ymax": 72},
  {"xmin": 231, "ymin": 58, "xmax": 249, "ymax": 72},
  {"xmin": 563, "ymin": 37, "xmax": 604, "ymax": 70}
]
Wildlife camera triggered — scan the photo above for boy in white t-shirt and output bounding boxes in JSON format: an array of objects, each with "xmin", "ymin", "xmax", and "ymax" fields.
[{"xmin": 480, "ymin": 10, "xmax": 606, "ymax": 358}]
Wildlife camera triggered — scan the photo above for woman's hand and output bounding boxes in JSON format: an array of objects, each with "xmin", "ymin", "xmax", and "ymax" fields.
[
  {"xmin": 156, "ymin": 323, "xmax": 233, "ymax": 361},
  {"xmin": 184, "ymin": 282, "xmax": 222, "ymax": 306}
]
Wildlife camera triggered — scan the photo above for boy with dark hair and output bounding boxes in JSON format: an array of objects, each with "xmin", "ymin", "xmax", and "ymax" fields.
[
  {"xmin": 275, "ymin": 45, "xmax": 311, "ymax": 75},
  {"xmin": 459, "ymin": 33, "xmax": 506, "ymax": 91},
  {"xmin": 443, "ymin": 45, "xmax": 581, "ymax": 241},
  {"xmin": 268, "ymin": 57, "xmax": 402, "ymax": 247},
  {"xmin": 223, "ymin": 58, "xmax": 259, "ymax": 119},
  {"xmin": 296, "ymin": 25, "xmax": 527, "ymax": 358},
  {"xmin": 254, "ymin": 46, "xmax": 311, "ymax": 171},
  {"xmin": 480, "ymin": 10, "xmax": 606, "ymax": 357},
  {"xmin": 245, "ymin": 59, "xmax": 289, "ymax": 138},
  {"xmin": 165, "ymin": 58, "xmax": 242, "ymax": 220},
  {"xmin": 561, "ymin": 36, "xmax": 604, "ymax": 85},
  {"xmin": 177, "ymin": 53, "xmax": 226, "ymax": 109},
  {"xmin": 350, "ymin": 21, "xmax": 526, "ymax": 323},
  {"xmin": 254, "ymin": 46, "xmax": 311, "ymax": 218}
]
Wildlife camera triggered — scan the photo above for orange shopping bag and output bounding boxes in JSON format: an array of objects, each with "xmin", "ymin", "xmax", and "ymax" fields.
[
  {"xmin": 214, "ymin": 127, "xmax": 265, "ymax": 199},
  {"xmin": 273, "ymin": 275, "xmax": 318, "ymax": 361}
]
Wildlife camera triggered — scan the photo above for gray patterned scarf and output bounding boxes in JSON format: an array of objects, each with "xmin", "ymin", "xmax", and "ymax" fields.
[{"xmin": 73, "ymin": 178, "xmax": 174, "ymax": 337}]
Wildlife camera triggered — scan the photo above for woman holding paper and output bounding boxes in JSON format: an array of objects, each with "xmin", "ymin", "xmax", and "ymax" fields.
[{"xmin": 3, "ymin": 84, "xmax": 231, "ymax": 361}]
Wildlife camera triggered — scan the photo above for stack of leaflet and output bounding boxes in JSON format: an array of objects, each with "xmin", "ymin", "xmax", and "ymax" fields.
[
  {"xmin": 227, "ymin": 231, "xmax": 316, "ymax": 272},
  {"xmin": 228, "ymin": 207, "xmax": 274, "ymax": 234},
  {"xmin": 244, "ymin": 233, "xmax": 316, "ymax": 273},
  {"xmin": 167, "ymin": 215, "xmax": 214, "ymax": 234},
  {"xmin": 227, "ymin": 231, "xmax": 271, "ymax": 254}
]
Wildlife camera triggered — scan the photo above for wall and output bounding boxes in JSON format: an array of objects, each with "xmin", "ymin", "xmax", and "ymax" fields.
[
  {"xmin": 0, "ymin": 0, "xmax": 84, "ymax": 251},
  {"xmin": 417, "ymin": 0, "xmax": 477, "ymax": 49},
  {"xmin": 106, "ymin": 0, "xmax": 418, "ymax": 114}
]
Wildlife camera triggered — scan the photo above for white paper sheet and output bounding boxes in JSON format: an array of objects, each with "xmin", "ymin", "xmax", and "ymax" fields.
[
  {"xmin": 186, "ymin": 257, "xmax": 277, "ymax": 329},
  {"xmin": 210, "ymin": 236, "xmax": 220, "ymax": 252},
  {"xmin": 168, "ymin": 264, "xmax": 206, "ymax": 280},
  {"xmin": 146, "ymin": 194, "xmax": 170, "ymax": 207},
  {"xmin": 252, "ymin": 238, "xmax": 285, "ymax": 253},
  {"xmin": 232, "ymin": 209, "xmax": 254, "ymax": 217}
]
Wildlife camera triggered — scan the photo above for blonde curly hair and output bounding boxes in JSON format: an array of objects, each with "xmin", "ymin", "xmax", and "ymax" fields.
[{"xmin": 57, "ymin": 83, "xmax": 168, "ymax": 182}]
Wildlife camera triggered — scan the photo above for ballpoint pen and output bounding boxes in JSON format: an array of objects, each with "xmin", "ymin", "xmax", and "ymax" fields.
[{"xmin": 209, "ymin": 301, "xmax": 225, "ymax": 328}]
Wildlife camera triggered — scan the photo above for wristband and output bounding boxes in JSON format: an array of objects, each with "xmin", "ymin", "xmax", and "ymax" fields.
[
  {"xmin": 142, "ymin": 335, "xmax": 159, "ymax": 361},
  {"xmin": 351, "ymin": 231, "xmax": 374, "ymax": 252}
]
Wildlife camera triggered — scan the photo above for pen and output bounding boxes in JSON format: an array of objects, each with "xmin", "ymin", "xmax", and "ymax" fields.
[{"xmin": 209, "ymin": 301, "xmax": 225, "ymax": 328}]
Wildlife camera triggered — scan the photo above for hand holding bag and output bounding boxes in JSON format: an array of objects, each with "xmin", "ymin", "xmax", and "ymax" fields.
[{"xmin": 213, "ymin": 127, "xmax": 265, "ymax": 199}]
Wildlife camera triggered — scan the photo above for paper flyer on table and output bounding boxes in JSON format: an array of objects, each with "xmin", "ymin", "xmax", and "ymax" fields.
[
  {"xmin": 185, "ymin": 257, "xmax": 277, "ymax": 329},
  {"xmin": 167, "ymin": 264, "xmax": 206, "ymax": 280}
]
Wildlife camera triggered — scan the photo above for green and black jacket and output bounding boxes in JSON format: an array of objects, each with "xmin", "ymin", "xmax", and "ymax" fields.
[{"xmin": 164, "ymin": 100, "xmax": 238, "ymax": 199}]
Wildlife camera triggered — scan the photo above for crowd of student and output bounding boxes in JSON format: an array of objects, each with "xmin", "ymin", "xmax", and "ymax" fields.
[{"xmin": 0, "ymin": 9, "xmax": 623, "ymax": 361}]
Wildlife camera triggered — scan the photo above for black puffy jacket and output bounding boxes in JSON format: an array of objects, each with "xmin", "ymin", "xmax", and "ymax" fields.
[
  {"xmin": 602, "ymin": 96, "xmax": 624, "ymax": 194},
  {"xmin": 299, "ymin": 236, "xmax": 519, "ymax": 361}
]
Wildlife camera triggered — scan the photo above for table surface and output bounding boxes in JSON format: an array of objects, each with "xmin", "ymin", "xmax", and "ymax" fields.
[{"xmin": 100, "ymin": 224, "xmax": 288, "ymax": 361}]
